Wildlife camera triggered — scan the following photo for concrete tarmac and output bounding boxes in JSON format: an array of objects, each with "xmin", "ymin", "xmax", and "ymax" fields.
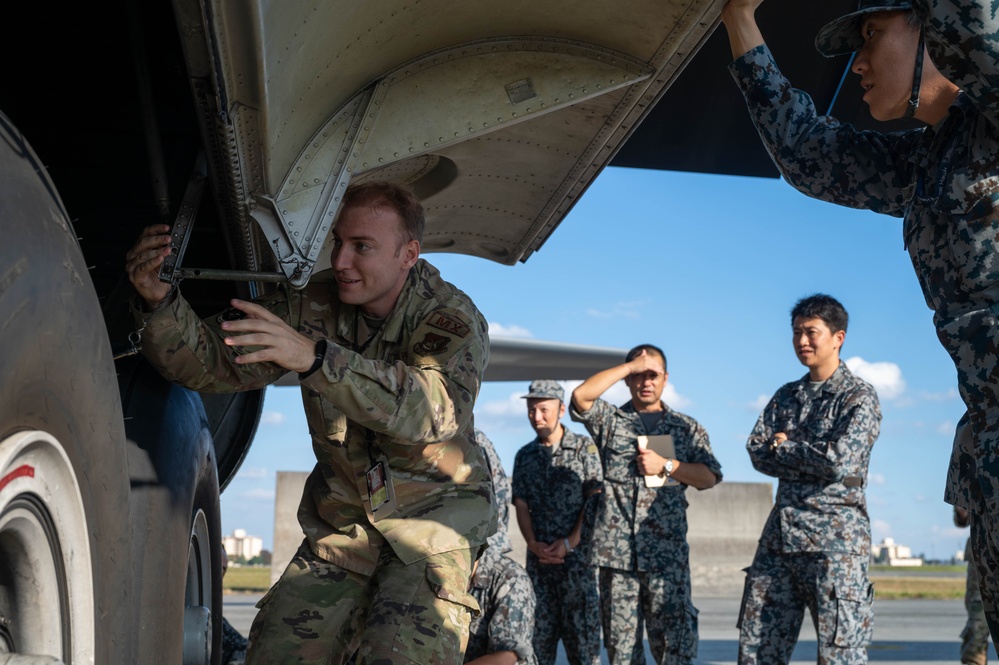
[{"xmin": 223, "ymin": 593, "xmax": 992, "ymax": 663}]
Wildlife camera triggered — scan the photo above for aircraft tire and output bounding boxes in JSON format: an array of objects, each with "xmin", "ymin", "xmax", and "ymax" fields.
[
  {"xmin": 0, "ymin": 112, "xmax": 133, "ymax": 661},
  {"xmin": 185, "ymin": 450, "xmax": 223, "ymax": 665}
]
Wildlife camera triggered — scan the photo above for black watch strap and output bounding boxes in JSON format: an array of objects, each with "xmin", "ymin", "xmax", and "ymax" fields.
[{"xmin": 299, "ymin": 339, "xmax": 328, "ymax": 380}]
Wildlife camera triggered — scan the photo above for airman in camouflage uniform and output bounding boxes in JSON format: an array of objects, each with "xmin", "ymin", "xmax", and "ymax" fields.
[
  {"xmin": 721, "ymin": 0, "xmax": 999, "ymax": 642},
  {"xmin": 125, "ymin": 181, "xmax": 495, "ymax": 665},
  {"xmin": 571, "ymin": 346, "xmax": 722, "ymax": 665},
  {"xmin": 512, "ymin": 380, "xmax": 603, "ymax": 665},
  {"xmin": 466, "ymin": 429, "xmax": 538, "ymax": 665},
  {"xmin": 956, "ymin": 505, "xmax": 991, "ymax": 665},
  {"xmin": 737, "ymin": 295, "xmax": 880, "ymax": 665}
]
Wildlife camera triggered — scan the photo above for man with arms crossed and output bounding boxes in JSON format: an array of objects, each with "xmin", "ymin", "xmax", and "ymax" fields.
[
  {"xmin": 125, "ymin": 181, "xmax": 495, "ymax": 664},
  {"xmin": 720, "ymin": 0, "xmax": 999, "ymax": 640},
  {"xmin": 571, "ymin": 345, "xmax": 721, "ymax": 665},
  {"xmin": 738, "ymin": 295, "xmax": 880, "ymax": 664},
  {"xmin": 512, "ymin": 380, "xmax": 603, "ymax": 665}
]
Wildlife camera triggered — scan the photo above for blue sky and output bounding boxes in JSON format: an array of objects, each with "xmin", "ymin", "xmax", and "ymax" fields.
[{"xmin": 221, "ymin": 166, "xmax": 969, "ymax": 561}]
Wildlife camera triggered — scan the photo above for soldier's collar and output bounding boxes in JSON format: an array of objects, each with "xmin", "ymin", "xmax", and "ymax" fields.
[
  {"xmin": 622, "ymin": 400, "xmax": 670, "ymax": 416},
  {"xmin": 335, "ymin": 264, "xmax": 427, "ymax": 346},
  {"xmin": 795, "ymin": 362, "xmax": 848, "ymax": 394}
]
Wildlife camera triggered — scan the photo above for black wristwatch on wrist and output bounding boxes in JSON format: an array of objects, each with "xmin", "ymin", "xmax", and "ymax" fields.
[{"xmin": 299, "ymin": 339, "xmax": 328, "ymax": 380}]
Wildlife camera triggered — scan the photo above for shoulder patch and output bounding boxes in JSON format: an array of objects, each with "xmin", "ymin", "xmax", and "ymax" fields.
[
  {"xmin": 587, "ymin": 444, "xmax": 599, "ymax": 455},
  {"xmin": 413, "ymin": 332, "xmax": 451, "ymax": 356},
  {"xmin": 427, "ymin": 311, "xmax": 470, "ymax": 338}
]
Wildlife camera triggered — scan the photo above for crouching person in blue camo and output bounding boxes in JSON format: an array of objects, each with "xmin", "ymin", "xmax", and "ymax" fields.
[
  {"xmin": 466, "ymin": 429, "xmax": 538, "ymax": 665},
  {"xmin": 512, "ymin": 380, "xmax": 603, "ymax": 665},
  {"xmin": 737, "ymin": 295, "xmax": 881, "ymax": 665},
  {"xmin": 571, "ymin": 346, "xmax": 722, "ymax": 665},
  {"xmin": 125, "ymin": 181, "xmax": 495, "ymax": 665}
]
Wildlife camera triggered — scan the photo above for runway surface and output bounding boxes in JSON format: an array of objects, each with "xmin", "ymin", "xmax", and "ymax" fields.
[{"xmin": 223, "ymin": 594, "xmax": 992, "ymax": 663}]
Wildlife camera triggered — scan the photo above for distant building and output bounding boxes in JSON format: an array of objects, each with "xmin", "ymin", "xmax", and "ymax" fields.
[
  {"xmin": 223, "ymin": 528, "xmax": 263, "ymax": 562},
  {"xmin": 871, "ymin": 537, "xmax": 923, "ymax": 567}
]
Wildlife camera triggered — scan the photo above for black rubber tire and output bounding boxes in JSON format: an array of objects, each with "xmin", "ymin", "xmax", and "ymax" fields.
[
  {"xmin": 0, "ymin": 113, "xmax": 133, "ymax": 660},
  {"xmin": 118, "ymin": 356, "xmax": 223, "ymax": 665}
]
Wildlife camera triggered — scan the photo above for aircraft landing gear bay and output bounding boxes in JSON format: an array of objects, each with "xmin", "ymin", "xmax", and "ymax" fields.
[{"xmin": 0, "ymin": 112, "xmax": 133, "ymax": 662}]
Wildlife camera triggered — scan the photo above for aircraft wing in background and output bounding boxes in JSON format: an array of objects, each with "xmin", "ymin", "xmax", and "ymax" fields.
[
  {"xmin": 274, "ymin": 336, "xmax": 626, "ymax": 386},
  {"xmin": 484, "ymin": 337, "xmax": 626, "ymax": 381}
]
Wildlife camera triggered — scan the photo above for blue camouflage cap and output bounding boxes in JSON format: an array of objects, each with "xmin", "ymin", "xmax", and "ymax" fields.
[
  {"xmin": 815, "ymin": 0, "xmax": 912, "ymax": 57},
  {"xmin": 522, "ymin": 379, "xmax": 564, "ymax": 402}
]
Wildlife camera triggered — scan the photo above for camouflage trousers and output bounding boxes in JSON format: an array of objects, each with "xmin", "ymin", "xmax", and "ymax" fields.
[
  {"xmin": 971, "ymin": 512, "xmax": 999, "ymax": 660},
  {"xmin": 938, "ymin": 310, "xmax": 999, "ymax": 651},
  {"xmin": 246, "ymin": 542, "xmax": 476, "ymax": 665},
  {"xmin": 598, "ymin": 566, "xmax": 698, "ymax": 665},
  {"xmin": 527, "ymin": 555, "xmax": 601, "ymax": 665},
  {"xmin": 737, "ymin": 549, "xmax": 873, "ymax": 665},
  {"xmin": 962, "ymin": 538, "xmax": 991, "ymax": 664}
]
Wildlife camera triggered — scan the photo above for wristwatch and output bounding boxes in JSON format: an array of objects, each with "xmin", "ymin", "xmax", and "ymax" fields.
[{"xmin": 659, "ymin": 458, "xmax": 675, "ymax": 479}]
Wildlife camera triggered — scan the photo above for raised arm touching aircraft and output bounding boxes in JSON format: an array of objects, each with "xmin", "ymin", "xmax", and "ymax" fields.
[{"xmin": 0, "ymin": 1, "xmax": 875, "ymax": 662}]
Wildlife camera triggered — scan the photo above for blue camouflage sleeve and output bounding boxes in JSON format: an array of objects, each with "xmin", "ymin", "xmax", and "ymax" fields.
[
  {"xmin": 580, "ymin": 435, "xmax": 604, "ymax": 495},
  {"xmin": 747, "ymin": 393, "xmax": 792, "ymax": 478},
  {"xmin": 569, "ymin": 398, "xmax": 615, "ymax": 445},
  {"xmin": 682, "ymin": 418, "xmax": 723, "ymax": 484},
  {"xmin": 486, "ymin": 561, "xmax": 537, "ymax": 664},
  {"xmin": 773, "ymin": 386, "xmax": 881, "ymax": 482},
  {"xmin": 510, "ymin": 448, "xmax": 529, "ymax": 503},
  {"xmin": 912, "ymin": 0, "xmax": 999, "ymax": 122},
  {"xmin": 729, "ymin": 45, "xmax": 918, "ymax": 216}
]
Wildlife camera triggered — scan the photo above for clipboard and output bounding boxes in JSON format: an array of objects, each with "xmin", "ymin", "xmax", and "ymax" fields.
[{"xmin": 637, "ymin": 434, "xmax": 679, "ymax": 487}]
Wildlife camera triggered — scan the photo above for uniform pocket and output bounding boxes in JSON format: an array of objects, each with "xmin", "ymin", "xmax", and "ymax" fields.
[
  {"xmin": 679, "ymin": 602, "xmax": 699, "ymax": 658},
  {"xmin": 425, "ymin": 557, "xmax": 480, "ymax": 615},
  {"xmin": 832, "ymin": 579, "xmax": 874, "ymax": 648},
  {"xmin": 736, "ymin": 567, "xmax": 751, "ymax": 631},
  {"xmin": 385, "ymin": 556, "xmax": 478, "ymax": 665}
]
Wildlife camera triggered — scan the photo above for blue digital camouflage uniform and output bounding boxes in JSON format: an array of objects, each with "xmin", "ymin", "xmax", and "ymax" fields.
[
  {"xmin": 466, "ymin": 545, "xmax": 538, "ymax": 665},
  {"xmin": 476, "ymin": 429, "xmax": 513, "ymax": 554},
  {"xmin": 135, "ymin": 259, "xmax": 496, "ymax": 665},
  {"xmin": 511, "ymin": 427, "xmax": 603, "ymax": 665},
  {"xmin": 737, "ymin": 363, "xmax": 880, "ymax": 665},
  {"xmin": 221, "ymin": 617, "xmax": 248, "ymax": 665},
  {"xmin": 956, "ymin": 502, "xmax": 991, "ymax": 665},
  {"xmin": 729, "ymin": 0, "xmax": 999, "ymax": 640},
  {"xmin": 467, "ymin": 430, "xmax": 536, "ymax": 665},
  {"xmin": 570, "ymin": 399, "xmax": 722, "ymax": 665},
  {"xmin": 962, "ymin": 537, "xmax": 991, "ymax": 665}
]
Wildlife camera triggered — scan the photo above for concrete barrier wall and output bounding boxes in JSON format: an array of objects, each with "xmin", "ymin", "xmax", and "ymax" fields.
[{"xmin": 272, "ymin": 473, "xmax": 772, "ymax": 597}]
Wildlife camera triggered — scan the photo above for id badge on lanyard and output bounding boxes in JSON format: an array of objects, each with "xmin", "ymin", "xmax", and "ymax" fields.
[{"xmin": 365, "ymin": 454, "xmax": 397, "ymax": 520}]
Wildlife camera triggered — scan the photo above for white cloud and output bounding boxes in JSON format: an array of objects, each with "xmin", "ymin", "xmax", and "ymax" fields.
[
  {"xmin": 871, "ymin": 519, "xmax": 892, "ymax": 543},
  {"xmin": 243, "ymin": 488, "xmax": 275, "ymax": 500},
  {"xmin": 844, "ymin": 356, "xmax": 906, "ymax": 400},
  {"xmin": 479, "ymin": 391, "xmax": 528, "ymax": 418},
  {"xmin": 237, "ymin": 467, "xmax": 269, "ymax": 479},
  {"xmin": 748, "ymin": 394, "xmax": 771, "ymax": 411},
  {"xmin": 869, "ymin": 472, "xmax": 886, "ymax": 486},
  {"xmin": 918, "ymin": 388, "xmax": 960, "ymax": 402},
  {"xmin": 489, "ymin": 322, "xmax": 533, "ymax": 338},
  {"xmin": 930, "ymin": 523, "xmax": 968, "ymax": 540},
  {"xmin": 260, "ymin": 411, "xmax": 287, "ymax": 426},
  {"xmin": 663, "ymin": 383, "xmax": 692, "ymax": 409},
  {"xmin": 936, "ymin": 420, "xmax": 956, "ymax": 437}
]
